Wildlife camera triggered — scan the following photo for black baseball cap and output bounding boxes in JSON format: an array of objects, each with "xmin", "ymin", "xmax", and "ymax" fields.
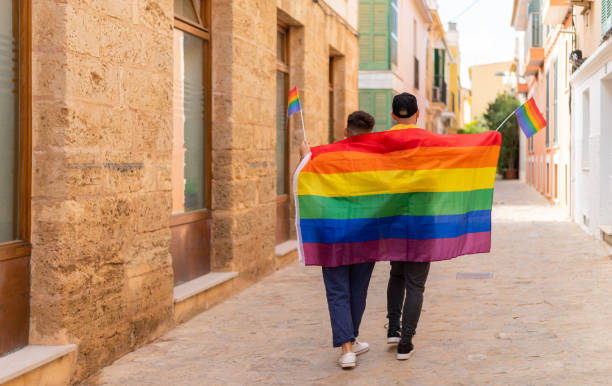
[{"xmin": 392, "ymin": 93, "xmax": 418, "ymax": 118}]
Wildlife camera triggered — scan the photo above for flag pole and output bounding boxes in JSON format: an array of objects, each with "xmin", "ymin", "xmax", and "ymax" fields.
[
  {"xmin": 494, "ymin": 108, "xmax": 518, "ymax": 132},
  {"xmin": 299, "ymin": 108, "xmax": 308, "ymax": 143}
]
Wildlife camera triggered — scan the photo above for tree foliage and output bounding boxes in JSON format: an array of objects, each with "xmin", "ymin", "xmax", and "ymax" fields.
[
  {"xmin": 459, "ymin": 119, "xmax": 486, "ymax": 134},
  {"xmin": 483, "ymin": 93, "xmax": 520, "ymax": 173}
]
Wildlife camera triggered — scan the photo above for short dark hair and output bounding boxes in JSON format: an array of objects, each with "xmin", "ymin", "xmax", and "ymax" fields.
[
  {"xmin": 392, "ymin": 92, "xmax": 418, "ymax": 118},
  {"xmin": 346, "ymin": 110, "xmax": 375, "ymax": 133}
]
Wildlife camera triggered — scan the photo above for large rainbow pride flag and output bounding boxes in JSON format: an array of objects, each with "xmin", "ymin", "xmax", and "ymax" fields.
[{"xmin": 293, "ymin": 127, "xmax": 502, "ymax": 267}]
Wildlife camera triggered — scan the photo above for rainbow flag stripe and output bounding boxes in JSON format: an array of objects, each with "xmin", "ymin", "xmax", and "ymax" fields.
[
  {"xmin": 287, "ymin": 87, "xmax": 301, "ymax": 116},
  {"xmin": 515, "ymin": 97, "xmax": 547, "ymax": 138},
  {"xmin": 293, "ymin": 127, "xmax": 502, "ymax": 267}
]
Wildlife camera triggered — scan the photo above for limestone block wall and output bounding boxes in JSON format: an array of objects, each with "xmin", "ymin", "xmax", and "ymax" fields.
[
  {"xmin": 30, "ymin": 0, "xmax": 175, "ymax": 380},
  {"xmin": 27, "ymin": 0, "xmax": 358, "ymax": 382}
]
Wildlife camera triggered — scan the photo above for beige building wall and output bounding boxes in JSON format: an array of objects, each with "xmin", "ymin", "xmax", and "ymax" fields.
[
  {"xmin": 28, "ymin": 0, "xmax": 358, "ymax": 382},
  {"xmin": 574, "ymin": 1, "xmax": 602, "ymax": 58},
  {"xmin": 469, "ymin": 61, "xmax": 514, "ymax": 120}
]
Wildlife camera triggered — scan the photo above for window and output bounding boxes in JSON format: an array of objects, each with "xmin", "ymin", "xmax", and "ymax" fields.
[
  {"xmin": 390, "ymin": 0, "xmax": 398, "ymax": 67},
  {"xmin": 359, "ymin": 0, "xmax": 390, "ymax": 70},
  {"xmin": 553, "ymin": 57, "xmax": 558, "ymax": 146},
  {"xmin": 545, "ymin": 68, "xmax": 550, "ymax": 148},
  {"xmin": 329, "ymin": 57, "xmax": 335, "ymax": 144},
  {"xmin": 413, "ymin": 20, "xmax": 418, "ymax": 89},
  {"xmin": 554, "ymin": 163, "xmax": 558, "ymax": 199},
  {"xmin": 581, "ymin": 89, "xmax": 590, "ymax": 169},
  {"xmin": 414, "ymin": 57, "xmax": 419, "ymax": 90},
  {"xmin": 171, "ymin": 0, "xmax": 212, "ymax": 284},
  {"xmin": 565, "ymin": 164, "xmax": 568, "ymax": 206},
  {"xmin": 172, "ymin": 0, "xmax": 209, "ymax": 214},
  {"xmin": 546, "ymin": 162, "xmax": 550, "ymax": 196},
  {"xmin": 602, "ymin": 0, "xmax": 612, "ymax": 36},
  {"xmin": 276, "ymin": 25, "xmax": 290, "ymax": 244},
  {"xmin": 359, "ymin": 89, "xmax": 392, "ymax": 132},
  {"xmin": 433, "ymin": 49, "xmax": 446, "ymax": 104},
  {"xmin": 1, "ymin": 0, "xmax": 30, "ymax": 356},
  {"xmin": 0, "ymin": 1, "xmax": 22, "ymax": 245}
]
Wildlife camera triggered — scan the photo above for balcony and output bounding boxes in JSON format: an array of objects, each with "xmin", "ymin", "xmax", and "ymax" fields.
[
  {"xmin": 542, "ymin": 0, "xmax": 570, "ymax": 25},
  {"xmin": 432, "ymin": 77, "xmax": 447, "ymax": 105},
  {"xmin": 517, "ymin": 83, "xmax": 529, "ymax": 94},
  {"xmin": 523, "ymin": 65, "xmax": 540, "ymax": 76},
  {"xmin": 526, "ymin": 46, "xmax": 544, "ymax": 67}
]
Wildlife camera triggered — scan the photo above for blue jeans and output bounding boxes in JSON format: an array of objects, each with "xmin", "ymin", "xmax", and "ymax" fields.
[{"xmin": 322, "ymin": 262, "xmax": 376, "ymax": 347}]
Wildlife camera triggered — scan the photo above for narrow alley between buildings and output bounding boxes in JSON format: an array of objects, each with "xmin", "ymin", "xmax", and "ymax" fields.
[{"xmin": 85, "ymin": 181, "xmax": 612, "ymax": 385}]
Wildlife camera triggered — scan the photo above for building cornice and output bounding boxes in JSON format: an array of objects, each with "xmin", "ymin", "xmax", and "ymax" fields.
[{"xmin": 415, "ymin": 0, "xmax": 433, "ymax": 25}]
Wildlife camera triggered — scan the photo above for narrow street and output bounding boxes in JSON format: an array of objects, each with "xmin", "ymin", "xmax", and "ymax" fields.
[{"xmin": 86, "ymin": 181, "xmax": 612, "ymax": 385}]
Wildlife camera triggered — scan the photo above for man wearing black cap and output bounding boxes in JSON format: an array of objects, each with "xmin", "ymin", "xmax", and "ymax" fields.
[{"xmin": 386, "ymin": 92, "xmax": 431, "ymax": 361}]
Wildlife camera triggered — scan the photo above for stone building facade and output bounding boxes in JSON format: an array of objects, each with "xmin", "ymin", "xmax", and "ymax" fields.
[{"xmin": 0, "ymin": 0, "xmax": 358, "ymax": 383}]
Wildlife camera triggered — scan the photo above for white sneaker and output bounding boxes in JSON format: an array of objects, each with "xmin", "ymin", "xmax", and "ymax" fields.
[
  {"xmin": 353, "ymin": 341, "xmax": 370, "ymax": 355},
  {"xmin": 339, "ymin": 352, "xmax": 356, "ymax": 368}
]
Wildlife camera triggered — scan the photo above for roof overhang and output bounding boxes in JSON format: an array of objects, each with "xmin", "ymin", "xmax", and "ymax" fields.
[
  {"xmin": 511, "ymin": 0, "xmax": 530, "ymax": 31},
  {"xmin": 542, "ymin": 0, "xmax": 571, "ymax": 25},
  {"xmin": 415, "ymin": 0, "xmax": 434, "ymax": 24}
]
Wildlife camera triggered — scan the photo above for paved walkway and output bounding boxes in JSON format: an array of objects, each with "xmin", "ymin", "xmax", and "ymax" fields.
[{"xmin": 86, "ymin": 181, "xmax": 612, "ymax": 385}]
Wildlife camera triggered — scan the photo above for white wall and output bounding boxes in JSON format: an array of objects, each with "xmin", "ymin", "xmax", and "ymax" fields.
[{"xmin": 570, "ymin": 39, "xmax": 612, "ymax": 239}]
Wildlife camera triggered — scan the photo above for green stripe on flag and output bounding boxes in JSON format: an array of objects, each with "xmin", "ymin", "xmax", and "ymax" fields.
[{"xmin": 298, "ymin": 189, "xmax": 494, "ymax": 219}]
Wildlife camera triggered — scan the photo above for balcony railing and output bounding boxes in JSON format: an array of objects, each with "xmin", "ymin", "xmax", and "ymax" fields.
[{"xmin": 433, "ymin": 76, "xmax": 447, "ymax": 105}]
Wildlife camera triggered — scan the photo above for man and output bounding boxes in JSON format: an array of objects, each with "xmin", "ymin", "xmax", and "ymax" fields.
[
  {"xmin": 299, "ymin": 110, "xmax": 377, "ymax": 369},
  {"xmin": 385, "ymin": 93, "xmax": 430, "ymax": 361}
]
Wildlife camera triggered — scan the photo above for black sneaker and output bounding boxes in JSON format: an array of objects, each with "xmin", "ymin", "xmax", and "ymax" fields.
[
  {"xmin": 396, "ymin": 339, "xmax": 414, "ymax": 360},
  {"xmin": 387, "ymin": 327, "xmax": 401, "ymax": 344}
]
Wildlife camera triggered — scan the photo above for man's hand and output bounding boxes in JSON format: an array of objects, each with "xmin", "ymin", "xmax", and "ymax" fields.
[{"xmin": 299, "ymin": 140, "xmax": 310, "ymax": 159}]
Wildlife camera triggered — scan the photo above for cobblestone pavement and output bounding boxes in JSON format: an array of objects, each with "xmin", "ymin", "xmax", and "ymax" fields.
[{"xmin": 86, "ymin": 181, "xmax": 612, "ymax": 385}]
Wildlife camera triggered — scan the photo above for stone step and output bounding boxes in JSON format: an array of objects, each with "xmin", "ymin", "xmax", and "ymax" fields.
[
  {"xmin": 0, "ymin": 344, "xmax": 76, "ymax": 386},
  {"xmin": 173, "ymin": 272, "xmax": 238, "ymax": 324},
  {"xmin": 600, "ymin": 225, "xmax": 612, "ymax": 246}
]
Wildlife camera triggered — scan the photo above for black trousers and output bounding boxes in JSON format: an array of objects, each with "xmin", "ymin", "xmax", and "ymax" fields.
[{"xmin": 386, "ymin": 261, "xmax": 430, "ymax": 337}]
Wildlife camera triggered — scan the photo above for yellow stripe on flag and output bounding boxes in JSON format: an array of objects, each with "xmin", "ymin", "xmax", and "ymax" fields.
[{"xmin": 297, "ymin": 167, "xmax": 497, "ymax": 197}]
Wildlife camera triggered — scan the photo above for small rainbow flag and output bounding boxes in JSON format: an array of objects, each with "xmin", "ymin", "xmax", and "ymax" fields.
[
  {"xmin": 293, "ymin": 127, "xmax": 502, "ymax": 267},
  {"xmin": 515, "ymin": 97, "xmax": 547, "ymax": 138},
  {"xmin": 287, "ymin": 87, "xmax": 301, "ymax": 116}
]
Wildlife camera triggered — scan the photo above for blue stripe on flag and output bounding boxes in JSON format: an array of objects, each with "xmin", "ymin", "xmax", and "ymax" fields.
[{"xmin": 299, "ymin": 210, "xmax": 491, "ymax": 243}]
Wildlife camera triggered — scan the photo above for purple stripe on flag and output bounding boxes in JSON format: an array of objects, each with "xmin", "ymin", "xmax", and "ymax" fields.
[
  {"xmin": 288, "ymin": 100, "xmax": 301, "ymax": 116},
  {"xmin": 515, "ymin": 108, "xmax": 535, "ymax": 137},
  {"xmin": 302, "ymin": 231, "xmax": 492, "ymax": 267}
]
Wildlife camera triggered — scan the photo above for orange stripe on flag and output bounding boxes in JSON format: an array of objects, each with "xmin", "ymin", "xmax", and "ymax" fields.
[{"xmin": 301, "ymin": 146, "xmax": 501, "ymax": 174}]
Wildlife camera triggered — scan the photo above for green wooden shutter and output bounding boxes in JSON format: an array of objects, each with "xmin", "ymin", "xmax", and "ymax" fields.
[
  {"xmin": 373, "ymin": 91, "xmax": 390, "ymax": 132},
  {"xmin": 359, "ymin": 89, "xmax": 392, "ymax": 132},
  {"xmin": 359, "ymin": 0, "xmax": 389, "ymax": 70},
  {"xmin": 359, "ymin": 0, "xmax": 373, "ymax": 65},
  {"xmin": 359, "ymin": 90, "xmax": 373, "ymax": 118},
  {"xmin": 603, "ymin": 0, "xmax": 612, "ymax": 35}
]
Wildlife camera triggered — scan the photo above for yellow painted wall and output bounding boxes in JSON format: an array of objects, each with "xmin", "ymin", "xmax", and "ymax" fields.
[{"xmin": 469, "ymin": 61, "xmax": 513, "ymax": 120}]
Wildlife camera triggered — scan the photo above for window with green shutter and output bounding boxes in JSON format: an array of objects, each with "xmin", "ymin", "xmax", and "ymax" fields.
[
  {"xmin": 359, "ymin": 0, "xmax": 390, "ymax": 70},
  {"xmin": 602, "ymin": 0, "xmax": 612, "ymax": 36},
  {"xmin": 359, "ymin": 89, "xmax": 392, "ymax": 132},
  {"xmin": 553, "ymin": 57, "xmax": 558, "ymax": 146}
]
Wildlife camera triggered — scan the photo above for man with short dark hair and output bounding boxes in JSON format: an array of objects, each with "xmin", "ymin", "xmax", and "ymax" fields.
[
  {"xmin": 385, "ymin": 92, "xmax": 430, "ymax": 361},
  {"xmin": 299, "ymin": 110, "xmax": 377, "ymax": 369}
]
